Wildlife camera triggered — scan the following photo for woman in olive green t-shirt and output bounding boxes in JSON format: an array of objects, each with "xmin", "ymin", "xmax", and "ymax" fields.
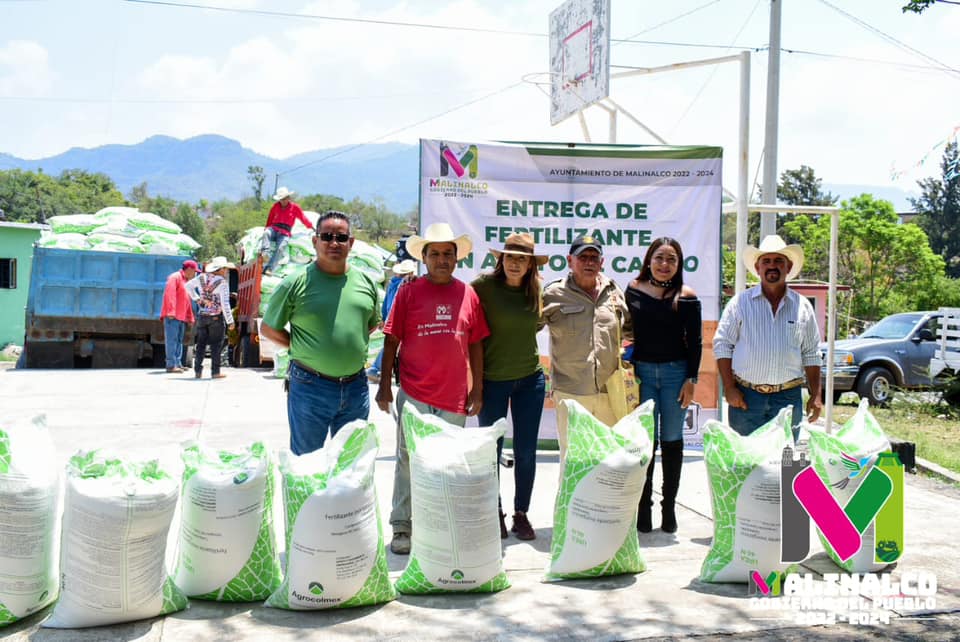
[{"xmin": 472, "ymin": 233, "xmax": 548, "ymax": 542}]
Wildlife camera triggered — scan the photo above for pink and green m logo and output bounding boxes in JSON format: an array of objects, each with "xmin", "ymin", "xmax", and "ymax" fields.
[
  {"xmin": 750, "ymin": 570, "xmax": 783, "ymax": 596},
  {"xmin": 440, "ymin": 142, "xmax": 479, "ymax": 179},
  {"xmin": 781, "ymin": 449, "xmax": 904, "ymax": 565}
]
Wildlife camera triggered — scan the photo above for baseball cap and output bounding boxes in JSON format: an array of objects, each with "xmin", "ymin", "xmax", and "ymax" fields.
[
  {"xmin": 182, "ymin": 259, "xmax": 199, "ymax": 270},
  {"xmin": 569, "ymin": 234, "xmax": 603, "ymax": 257}
]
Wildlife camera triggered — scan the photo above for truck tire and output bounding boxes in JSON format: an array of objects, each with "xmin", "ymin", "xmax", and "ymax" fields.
[
  {"xmin": 857, "ymin": 366, "xmax": 894, "ymax": 407},
  {"xmin": 241, "ymin": 335, "xmax": 260, "ymax": 368}
]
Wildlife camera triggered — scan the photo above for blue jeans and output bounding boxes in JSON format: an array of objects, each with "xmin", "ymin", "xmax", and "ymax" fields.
[
  {"xmin": 262, "ymin": 228, "xmax": 290, "ymax": 274},
  {"xmin": 478, "ymin": 371, "xmax": 546, "ymax": 513},
  {"xmin": 727, "ymin": 384, "xmax": 803, "ymax": 436},
  {"xmin": 287, "ymin": 361, "xmax": 370, "ymax": 455},
  {"xmin": 634, "ymin": 360, "xmax": 688, "ymax": 443},
  {"xmin": 163, "ymin": 317, "xmax": 186, "ymax": 369}
]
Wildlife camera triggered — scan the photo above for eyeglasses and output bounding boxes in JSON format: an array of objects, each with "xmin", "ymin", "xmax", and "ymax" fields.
[{"xmin": 318, "ymin": 232, "xmax": 350, "ymax": 243}]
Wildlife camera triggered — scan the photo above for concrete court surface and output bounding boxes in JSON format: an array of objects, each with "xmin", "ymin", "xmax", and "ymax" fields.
[{"xmin": 1, "ymin": 365, "xmax": 958, "ymax": 641}]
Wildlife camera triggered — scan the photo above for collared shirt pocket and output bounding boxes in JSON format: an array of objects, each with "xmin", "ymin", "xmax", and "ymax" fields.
[{"xmin": 557, "ymin": 303, "xmax": 586, "ymax": 335}]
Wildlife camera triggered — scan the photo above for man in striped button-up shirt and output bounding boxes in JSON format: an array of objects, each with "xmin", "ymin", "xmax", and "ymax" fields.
[{"xmin": 713, "ymin": 235, "xmax": 822, "ymax": 435}]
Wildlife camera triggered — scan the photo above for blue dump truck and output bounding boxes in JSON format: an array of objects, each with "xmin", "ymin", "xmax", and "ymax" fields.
[{"xmin": 23, "ymin": 247, "xmax": 192, "ymax": 368}]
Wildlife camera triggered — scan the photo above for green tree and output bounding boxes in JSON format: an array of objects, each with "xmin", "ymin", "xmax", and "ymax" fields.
[
  {"xmin": 910, "ymin": 141, "xmax": 960, "ymax": 277},
  {"xmin": 782, "ymin": 194, "xmax": 946, "ymax": 320},
  {"xmin": 247, "ymin": 165, "xmax": 265, "ymax": 203},
  {"xmin": 777, "ymin": 165, "xmax": 838, "ymax": 207},
  {"xmin": 128, "ymin": 181, "xmax": 149, "ymax": 205},
  {"xmin": 902, "ymin": 0, "xmax": 959, "ymax": 14},
  {"xmin": 0, "ymin": 168, "xmax": 124, "ymax": 222}
]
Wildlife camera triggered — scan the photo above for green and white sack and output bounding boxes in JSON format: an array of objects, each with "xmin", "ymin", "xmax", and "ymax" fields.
[
  {"xmin": 806, "ymin": 400, "xmax": 895, "ymax": 573},
  {"xmin": 86, "ymin": 232, "xmax": 145, "ymax": 254},
  {"xmin": 0, "ymin": 416, "xmax": 60, "ymax": 627},
  {"xmin": 44, "ymin": 451, "xmax": 187, "ymax": 628},
  {"xmin": 700, "ymin": 407, "xmax": 795, "ymax": 583},
  {"xmin": 266, "ymin": 420, "xmax": 395, "ymax": 609},
  {"xmin": 47, "ymin": 214, "xmax": 104, "ymax": 235},
  {"xmin": 126, "ymin": 210, "xmax": 181, "ymax": 235},
  {"xmin": 38, "ymin": 232, "xmax": 90, "ymax": 250},
  {"xmin": 239, "ymin": 227, "xmax": 266, "ymax": 262},
  {"xmin": 172, "ymin": 441, "xmax": 282, "ymax": 601},
  {"xmin": 545, "ymin": 399, "xmax": 654, "ymax": 581},
  {"xmin": 286, "ymin": 235, "xmax": 316, "ymax": 264},
  {"xmin": 395, "ymin": 404, "xmax": 509, "ymax": 594}
]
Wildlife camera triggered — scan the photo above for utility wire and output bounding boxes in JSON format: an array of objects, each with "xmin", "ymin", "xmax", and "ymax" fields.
[
  {"xmin": 816, "ymin": 0, "xmax": 960, "ymax": 78},
  {"xmin": 614, "ymin": 0, "xmax": 723, "ymax": 45},
  {"xmin": 280, "ymin": 81, "xmax": 525, "ymax": 178}
]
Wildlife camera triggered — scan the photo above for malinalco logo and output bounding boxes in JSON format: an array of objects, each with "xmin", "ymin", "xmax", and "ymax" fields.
[
  {"xmin": 780, "ymin": 447, "xmax": 904, "ymax": 564},
  {"xmin": 440, "ymin": 142, "xmax": 479, "ymax": 179},
  {"xmin": 750, "ymin": 570, "xmax": 783, "ymax": 596}
]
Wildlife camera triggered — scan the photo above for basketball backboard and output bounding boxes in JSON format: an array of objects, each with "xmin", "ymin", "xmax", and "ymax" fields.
[{"xmin": 549, "ymin": 0, "xmax": 611, "ymax": 126}]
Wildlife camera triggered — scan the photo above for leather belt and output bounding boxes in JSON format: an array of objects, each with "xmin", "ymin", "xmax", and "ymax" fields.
[
  {"xmin": 734, "ymin": 375, "xmax": 804, "ymax": 394},
  {"xmin": 270, "ymin": 222, "xmax": 292, "ymax": 232},
  {"xmin": 292, "ymin": 360, "xmax": 364, "ymax": 384}
]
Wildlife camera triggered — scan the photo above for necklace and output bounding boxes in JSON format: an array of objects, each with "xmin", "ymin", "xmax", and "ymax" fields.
[{"xmin": 649, "ymin": 276, "xmax": 674, "ymax": 288}]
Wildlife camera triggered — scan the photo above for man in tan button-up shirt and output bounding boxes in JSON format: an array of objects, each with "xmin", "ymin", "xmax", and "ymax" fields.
[{"xmin": 541, "ymin": 234, "xmax": 632, "ymax": 459}]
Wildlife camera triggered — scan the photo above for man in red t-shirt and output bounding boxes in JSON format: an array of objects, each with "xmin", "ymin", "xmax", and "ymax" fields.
[
  {"xmin": 160, "ymin": 259, "xmax": 198, "ymax": 372},
  {"xmin": 376, "ymin": 223, "xmax": 490, "ymax": 554},
  {"xmin": 262, "ymin": 186, "xmax": 313, "ymax": 275}
]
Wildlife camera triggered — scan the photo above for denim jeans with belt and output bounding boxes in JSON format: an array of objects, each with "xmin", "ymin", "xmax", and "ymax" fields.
[
  {"xmin": 163, "ymin": 317, "xmax": 185, "ymax": 369},
  {"xmin": 477, "ymin": 370, "xmax": 546, "ymax": 514},
  {"xmin": 634, "ymin": 360, "xmax": 688, "ymax": 443},
  {"xmin": 727, "ymin": 384, "xmax": 803, "ymax": 436},
  {"xmin": 286, "ymin": 361, "xmax": 369, "ymax": 455}
]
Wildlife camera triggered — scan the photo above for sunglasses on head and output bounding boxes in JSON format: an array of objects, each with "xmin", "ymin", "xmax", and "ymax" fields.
[{"xmin": 317, "ymin": 232, "xmax": 350, "ymax": 243}]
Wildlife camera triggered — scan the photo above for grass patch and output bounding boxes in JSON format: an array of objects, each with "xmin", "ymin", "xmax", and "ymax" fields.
[
  {"xmin": 0, "ymin": 353, "xmax": 17, "ymax": 362},
  {"xmin": 830, "ymin": 395, "xmax": 960, "ymax": 474}
]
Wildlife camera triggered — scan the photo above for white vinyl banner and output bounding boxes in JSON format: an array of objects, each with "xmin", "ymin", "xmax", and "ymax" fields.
[{"xmin": 418, "ymin": 140, "xmax": 723, "ymax": 446}]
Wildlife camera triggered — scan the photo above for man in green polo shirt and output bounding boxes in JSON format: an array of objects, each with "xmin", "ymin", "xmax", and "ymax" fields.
[{"xmin": 262, "ymin": 210, "xmax": 380, "ymax": 455}]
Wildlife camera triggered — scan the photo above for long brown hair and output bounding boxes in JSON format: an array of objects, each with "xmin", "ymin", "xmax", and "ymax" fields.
[
  {"xmin": 492, "ymin": 254, "xmax": 542, "ymax": 315},
  {"xmin": 638, "ymin": 237, "xmax": 685, "ymax": 300}
]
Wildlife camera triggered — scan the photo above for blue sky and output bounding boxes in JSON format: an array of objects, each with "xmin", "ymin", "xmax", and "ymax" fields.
[{"xmin": 1, "ymin": 0, "xmax": 957, "ymax": 199}]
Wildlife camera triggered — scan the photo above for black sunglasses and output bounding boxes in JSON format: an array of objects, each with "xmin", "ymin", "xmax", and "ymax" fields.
[{"xmin": 317, "ymin": 232, "xmax": 350, "ymax": 243}]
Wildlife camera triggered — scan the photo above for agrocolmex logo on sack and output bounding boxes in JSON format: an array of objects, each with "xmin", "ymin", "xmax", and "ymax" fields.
[
  {"xmin": 429, "ymin": 141, "xmax": 488, "ymax": 198},
  {"xmin": 780, "ymin": 447, "xmax": 904, "ymax": 564},
  {"xmin": 291, "ymin": 581, "xmax": 340, "ymax": 605}
]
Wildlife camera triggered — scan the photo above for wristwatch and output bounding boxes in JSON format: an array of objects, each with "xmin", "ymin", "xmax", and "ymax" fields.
[{"xmin": 687, "ymin": 377, "xmax": 698, "ymax": 385}]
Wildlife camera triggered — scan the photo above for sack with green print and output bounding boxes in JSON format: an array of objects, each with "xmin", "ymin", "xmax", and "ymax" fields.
[
  {"xmin": 0, "ymin": 416, "xmax": 60, "ymax": 627},
  {"xmin": 395, "ymin": 404, "xmax": 509, "ymax": 594},
  {"xmin": 266, "ymin": 420, "xmax": 395, "ymax": 609},
  {"xmin": 44, "ymin": 451, "xmax": 187, "ymax": 628},
  {"xmin": 806, "ymin": 399, "xmax": 900, "ymax": 573},
  {"xmin": 172, "ymin": 441, "xmax": 282, "ymax": 601},
  {"xmin": 699, "ymin": 407, "xmax": 795, "ymax": 583},
  {"xmin": 545, "ymin": 399, "xmax": 655, "ymax": 581}
]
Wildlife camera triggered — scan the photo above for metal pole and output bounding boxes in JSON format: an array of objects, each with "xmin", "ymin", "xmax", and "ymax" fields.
[
  {"xmin": 609, "ymin": 108, "xmax": 617, "ymax": 144},
  {"xmin": 760, "ymin": 0, "xmax": 782, "ymax": 239},
  {"xmin": 825, "ymin": 209, "xmax": 839, "ymax": 433},
  {"xmin": 577, "ymin": 111, "xmax": 592, "ymax": 142},
  {"xmin": 736, "ymin": 51, "xmax": 751, "ymax": 294},
  {"xmin": 273, "ymin": 173, "xmax": 280, "ymax": 194}
]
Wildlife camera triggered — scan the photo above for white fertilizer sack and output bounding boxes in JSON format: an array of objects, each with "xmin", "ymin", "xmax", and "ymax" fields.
[
  {"xmin": 545, "ymin": 399, "xmax": 654, "ymax": 581},
  {"xmin": 806, "ymin": 400, "xmax": 896, "ymax": 573},
  {"xmin": 266, "ymin": 420, "xmax": 395, "ymax": 609},
  {"xmin": 0, "ymin": 416, "xmax": 60, "ymax": 627},
  {"xmin": 43, "ymin": 452, "xmax": 187, "ymax": 628},
  {"xmin": 172, "ymin": 441, "xmax": 281, "ymax": 601},
  {"xmin": 699, "ymin": 407, "xmax": 795, "ymax": 583},
  {"xmin": 394, "ymin": 404, "xmax": 509, "ymax": 594}
]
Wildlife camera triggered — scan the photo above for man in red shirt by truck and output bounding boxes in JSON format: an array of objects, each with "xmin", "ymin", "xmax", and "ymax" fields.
[
  {"xmin": 262, "ymin": 186, "xmax": 313, "ymax": 275},
  {"xmin": 160, "ymin": 259, "xmax": 198, "ymax": 372}
]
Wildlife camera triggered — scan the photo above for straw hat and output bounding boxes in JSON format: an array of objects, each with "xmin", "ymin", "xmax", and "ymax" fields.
[
  {"xmin": 743, "ymin": 235, "xmax": 804, "ymax": 281},
  {"xmin": 272, "ymin": 186, "xmax": 295, "ymax": 201},
  {"xmin": 405, "ymin": 223, "xmax": 472, "ymax": 260},
  {"xmin": 392, "ymin": 259, "xmax": 417, "ymax": 276},
  {"xmin": 204, "ymin": 256, "xmax": 236, "ymax": 273},
  {"xmin": 489, "ymin": 232, "xmax": 548, "ymax": 266}
]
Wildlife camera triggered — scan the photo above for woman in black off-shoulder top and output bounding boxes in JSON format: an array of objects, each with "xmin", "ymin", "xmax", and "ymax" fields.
[{"xmin": 625, "ymin": 237, "xmax": 702, "ymax": 535}]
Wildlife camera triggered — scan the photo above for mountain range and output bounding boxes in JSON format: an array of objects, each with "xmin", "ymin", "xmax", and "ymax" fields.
[{"xmin": 0, "ymin": 135, "xmax": 918, "ymax": 213}]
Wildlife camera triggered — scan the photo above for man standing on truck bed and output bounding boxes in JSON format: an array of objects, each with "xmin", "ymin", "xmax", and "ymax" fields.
[
  {"xmin": 261, "ymin": 210, "xmax": 380, "ymax": 455},
  {"xmin": 161, "ymin": 259, "xmax": 198, "ymax": 373},
  {"xmin": 262, "ymin": 186, "xmax": 313, "ymax": 276}
]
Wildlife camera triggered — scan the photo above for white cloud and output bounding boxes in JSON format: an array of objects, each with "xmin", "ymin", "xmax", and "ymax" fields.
[{"xmin": 0, "ymin": 40, "xmax": 55, "ymax": 95}]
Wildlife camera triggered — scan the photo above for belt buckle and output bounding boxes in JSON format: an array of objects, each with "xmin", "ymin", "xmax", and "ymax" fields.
[{"xmin": 755, "ymin": 383, "xmax": 777, "ymax": 394}]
